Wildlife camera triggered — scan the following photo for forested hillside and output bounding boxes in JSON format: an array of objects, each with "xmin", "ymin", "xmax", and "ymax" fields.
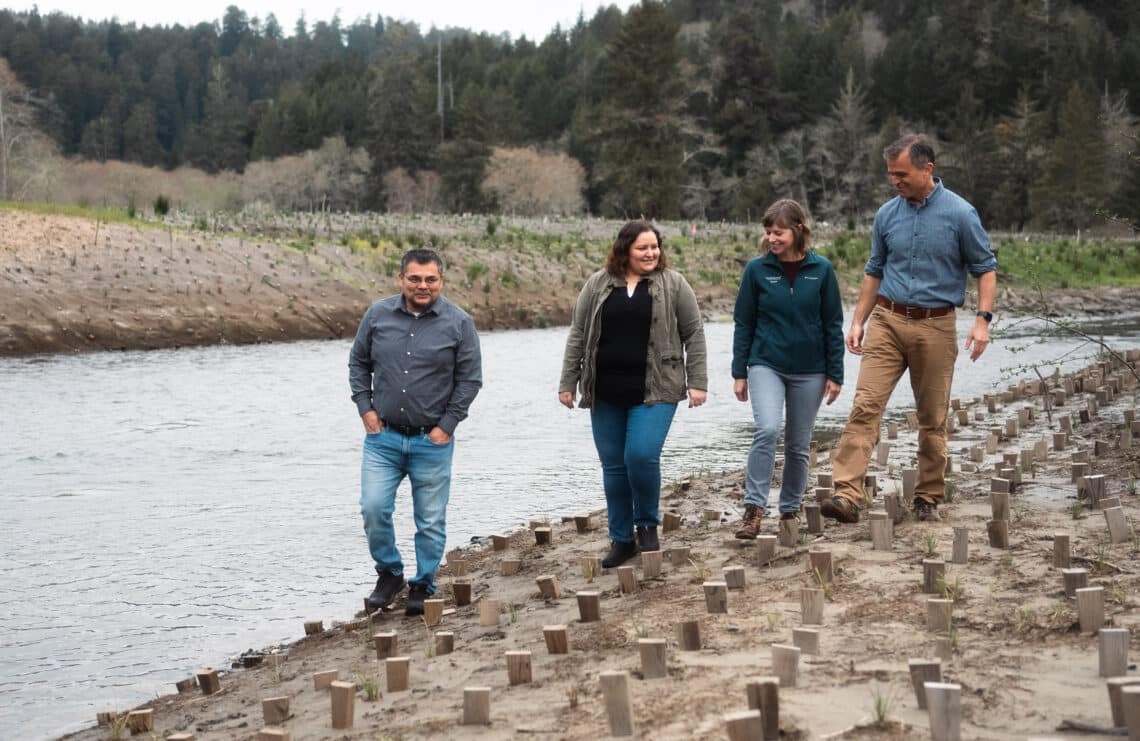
[{"xmin": 1, "ymin": 0, "xmax": 1138, "ymax": 229}]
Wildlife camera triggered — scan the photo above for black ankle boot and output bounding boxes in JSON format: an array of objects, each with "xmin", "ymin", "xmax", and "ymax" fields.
[
  {"xmin": 601, "ymin": 539, "xmax": 639, "ymax": 568},
  {"xmin": 635, "ymin": 525, "xmax": 659, "ymax": 552}
]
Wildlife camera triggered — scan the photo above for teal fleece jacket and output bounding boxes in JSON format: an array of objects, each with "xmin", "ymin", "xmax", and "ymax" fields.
[{"xmin": 731, "ymin": 251, "xmax": 845, "ymax": 384}]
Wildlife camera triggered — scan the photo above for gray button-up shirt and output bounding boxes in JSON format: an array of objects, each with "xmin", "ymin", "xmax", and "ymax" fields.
[{"xmin": 349, "ymin": 294, "xmax": 482, "ymax": 435}]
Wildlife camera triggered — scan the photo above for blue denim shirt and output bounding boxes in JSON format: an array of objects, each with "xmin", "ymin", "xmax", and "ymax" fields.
[{"xmin": 866, "ymin": 179, "xmax": 997, "ymax": 308}]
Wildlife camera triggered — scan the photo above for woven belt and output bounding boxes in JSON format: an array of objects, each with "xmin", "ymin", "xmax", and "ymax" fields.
[
  {"xmin": 875, "ymin": 296, "xmax": 954, "ymax": 319},
  {"xmin": 382, "ymin": 420, "xmax": 434, "ymax": 436}
]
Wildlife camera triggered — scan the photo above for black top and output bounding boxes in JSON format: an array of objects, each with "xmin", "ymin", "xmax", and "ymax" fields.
[
  {"xmin": 779, "ymin": 256, "xmax": 807, "ymax": 287},
  {"xmin": 594, "ymin": 280, "xmax": 652, "ymax": 407}
]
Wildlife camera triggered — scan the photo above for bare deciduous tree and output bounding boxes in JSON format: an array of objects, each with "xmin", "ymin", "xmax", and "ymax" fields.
[{"xmin": 482, "ymin": 147, "xmax": 586, "ymax": 216}]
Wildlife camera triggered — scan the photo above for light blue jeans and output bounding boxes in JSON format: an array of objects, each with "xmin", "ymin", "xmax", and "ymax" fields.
[
  {"xmin": 745, "ymin": 365, "xmax": 827, "ymax": 514},
  {"xmin": 360, "ymin": 428, "xmax": 454, "ymax": 595},
  {"xmin": 590, "ymin": 399, "xmax": 678, "ymax": 543}
]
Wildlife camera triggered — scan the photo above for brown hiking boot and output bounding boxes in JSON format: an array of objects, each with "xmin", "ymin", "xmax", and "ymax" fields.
[
  {"xmin": 820, "ymin": 495, "xmax": 860, "ymax": 524},
  {"xmin": 914, "ymin": 499, "xmax": 941, "ymax": 522},
  {"xmin": 735, "ymin": 504, "xmax": 764, "ymax": 539}
]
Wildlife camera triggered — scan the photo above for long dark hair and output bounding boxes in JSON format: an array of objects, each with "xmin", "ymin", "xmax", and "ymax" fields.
[{"xmin": 604, "ymin": 220, "xmax": 668, "ymax": 277}]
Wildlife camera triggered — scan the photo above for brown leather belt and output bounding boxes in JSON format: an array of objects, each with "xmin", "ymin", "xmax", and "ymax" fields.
[{"xmin": 875, "ymin": 296, "xmax": 954, "ymax": 319}]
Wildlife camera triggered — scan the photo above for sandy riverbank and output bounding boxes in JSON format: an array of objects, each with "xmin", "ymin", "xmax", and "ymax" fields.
[{"xmin": 62, "ymin": 353, "xmax": 1140, "ymax": 740}]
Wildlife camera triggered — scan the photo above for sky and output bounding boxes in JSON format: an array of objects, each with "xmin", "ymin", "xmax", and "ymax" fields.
[{"xmin": 3, "ymin": 1, "xmax": 640, "ymax": 40}]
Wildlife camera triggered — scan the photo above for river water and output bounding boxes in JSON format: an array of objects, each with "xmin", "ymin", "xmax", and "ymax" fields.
[{"xmin": 2, "ymin": 316, "xmax": 1138, "ymax": 739}]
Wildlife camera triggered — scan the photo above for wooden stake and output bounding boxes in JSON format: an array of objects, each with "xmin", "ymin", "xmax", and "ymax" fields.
[
  {"xmin": 927, "ymin": 598, "xmax": 953, "ymax": 633},
  {"xmin": 1098, "ymin": 628, "xmax": 1130, "ymax": 678},
  {"xmin": 704, "ymin": 581, "xmax": 728, "ymax": 614},
  {"xmin": 449, "ymin": 557, "xmax": 469, "ymax": 577},
  {"xmin": 756, "ymin": 535, "xmax": 777, "ymax": 564},
  {"xmin": 1085, "ymin": 474, "xmax": 1106, "ymax": 508},
  {"xmin": 479, "ymin": 598, "xmax": 500, "ymax": 627},
  {"xmin": 435, "ymin": 631, "xmax": 454, "ymax": 655},
  {"xmin": 801, "ymin": 587, "xmax": 824, "ymax": 625},
  {"xmin": 196, "ymin": 668, "xmax": 221, "ymax": 695},
  {"xmin": 902, "ymin": 468, "xmax": 918, "ymax": 499},
  {"xmin": 638, "ymin": 638, "xmax": 668, "ymax": 679},
  {"xmin": 724, "ymin": 710, "xmax": 764, "ymax": 741},
  {"xmin": 543, "ymin": 625, "xmax": 568, "ymax": 654},
  {"xmin": 491, "ymin": 534, "xmax": 509, "ymax": 551},
  {"xmin": 990, "ymin": 490, "xmax": 1009, "ymax": 521},
  {"xmin": 986, "ymin": 520, "xmax": 1009, "ymax": 549},
  {"xmin": 580, "ymin": 556, "xmax": 602, "ymax": 579},
  {"xmin": 1062, "ymin": 568, "xmax": 1089, "ymax": 598},
  {"xmin": 373, "ymin": 632, "xmax": 398, "ymax": 659},
  {"xmin": 641, "ymin": 550, "xmax": 663, "ymax": 578},
  {"xmin": 922, "ymin": 560, "xmax": 945, "ymax": 594},
  {"xmin": 500, "ymin": 559, "xmax": 521, "ymax": 576},
  {"xmin": 175, "ymin": 677, "xmax": 196, "ymax": 694},
  {"xmin": 313, "ymin": 669, "xmax": 339, "ymax": 690},
  {"xmin": 771, "ymin": 644, "xmax": 800, "ymax": 688},
  {"xmin": 1076, "ymin": 586, "xmax": 1105, "ymax": 634},
  {"xmin": 876, "ymin": 441, "xmax": 890, "ymax": 465},
  {"xmin": 599, "ymin": 671, "xmax": 635, "ymax": 737},
  {"xmin": 506, "ymin": 651, "xmax": 532, "ymax": 685},
  {"xmin": 617, "ymin": 565, "xmax": 638, "ymax": 594},
  {"xmin": 1107, "ymin": 678, "xmax": 1140, "ymax": 727},
  {"xmin": 669, "ymin": 546, "xmax": 691, "ymax": 567},
  {"xmin": 723, "ymin": 565, "xmax": 746, "ymax": 589},
  {"xmin": 577, "ymin": 591, "xmax": 601, "ymax": 622},
  {"xmin": 330, "ymin": 680, "xmax": 355, "ymax": 729},
  {"xmin": 778, "ymin": 517, "xmax": 799, "ymax": 547},
  {"xmin": 817, "ymin": 473, "xmax": 833, "ymax": 488},
  {"xmin": 385, "ymin": 657, "xmax": 410, "ymax": 692},
  {"xmin": 535, "ymin": 574, "xmax": 561, "ymax": 600},
  {"xmin": 934, "ymin": 637, "xmax": 953, "ymax": 662},
  {"xmin": 804, "ymin": 503, "xmax": 823, "ymax": 533},
  {"xmin": 1104, "ymin": 506, "xmax": 1132, "ymax": 544},
  {"xmin": 676, "ymin": 619, "xmax": 701, "ymax": 650},
  {"xmin": 534, "ymin": 527, "xmax": 552, "ymax": 546},
  {"xmin": 809, "ymin": 550, "xmax": 833, "ymax": 585},
  {"xmin": 704, "ymin": 508, "xmax": 722, "ymax": 521},
  {"xmin": 452, "ymin": 580, "xmax": 472, "ymax": 606},
  {"xmin": 908, "ymin": 659, "xmax": 942, "ymax": 710},
  {"xmin": 870, "ymin": 511, "xmax": 892, "ymax": 550},
  {"xmin": 1052, "ymin": 533, "xmax": 1070, "ymax": 569},
  {"xmin": 792, "ymin": 627, "xmax": 819, "ymax": 655},
  {"xmin": 303, "ymin": 620, "xmax": 323, "ymax": 636},
  {"xmin": 126, "ymin": 709, "xmax": 153, "ymax": 735},
  {"xmin": 423, "ymin": 599, "xmax": 444, "ymax": 627},
  {"xmin": 925, "ymin": 682, "xmax": 962, "ymax": 741},
  {"xmin": 744, "ymin": 677, "xmax": 780, "ymax": 740},
  {"xmin": 261, "ymin": 696, "xmax": 290, "ymax": 725},
  {"xmin": 662, "ymin": 511, "xmax": 682, "ymax": 532},
  {"xmin": 951, "ymin": 527, "xmax": 968, "ymax": 564},
  {"xmin": 462, "ymin": 687, "xmax": 491, "ymax": 725}
]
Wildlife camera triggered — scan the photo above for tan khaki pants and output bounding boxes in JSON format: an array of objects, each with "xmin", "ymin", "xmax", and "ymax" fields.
[{"xmin": 832, "ymin": 307, "xmax": 958, "ymax": 505}]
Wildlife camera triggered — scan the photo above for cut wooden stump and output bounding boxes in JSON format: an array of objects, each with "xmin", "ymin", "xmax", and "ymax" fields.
[
  {"xmin": 580, "ymin": 556, "xmax": 602, "ymax": 579},
  {"xmin": 792, "ymin": 627, "xmax": 819, "ymax": 655},
  {"xmin": 452, "ymin": 580, "xmax": 472, "ymax": 606},
  {"xmin": 577, "ymin": 591, "xmax": 601, "ymax": 623},
  {"xmin": 126, "ymin": 709, "xmax": 153, "ymax": 735},
  {"xmin": 925, "ymin": 682, "xmax": 962, "ymax": 741},
  {"xmin": 927, "ymin": 598, "xmax": 953, "ymax": 633},
  {"xmin": 600, "ymin": 671, "xmax": 635, "ymax": 737},
  {"xmin": 935, "ymin": 637, "xmax": 953, "ymax": 662},
  {"xmin": 313, "ymin": 669, "xmax": 339, "ymax": 690},
  {"xmin": 951, "ymin": 527, "xmax": 968, "ymax": 565},
  {"xmin": 423, "ymin": 599, "xmax": 444, "ymax": 627},
  {"xmin": 534, "ymin": 527, "xmax": 552, "ymax": 546},
  {"xmin": 1053, "ymin": 534, "xmax": 1070, "ymax": 569},
  {"xmin": 374, "ymin": 632, "xmax": 398, "ymax": 660},
  {"xmin": 1098, "ymin": 628, "xmax": 1130, "ymax": 678},
  {"xmin": 704, "ymin": 581, "xmax": 728, "ymax": 614},
  {"xmin": 1104, "ymin": 506, "xmax": 1132, "ymax": 544},
  {"xmin": 617, "ymin": 565, "xmax": 638, "ymax": 594},
  {"xmin": 778, "ymin": 517, "xmax": 799, "ymax": 547},
  {"xmin": 543, "ymin": 625, "xmax": 568, "ymax": 655},
  {"xmin": 491, "ymin": 534, "xmax": 509, "ymax": 551},
  {"xmin": 723, "ymin": 565, "xmax": 746, "ymax": 589},
  {"xmin": 990, "ymin": 490, "xmax": 1009, "ymax": 521},
  {"xmin": 908, "ymin": 659, "xmax": 942, "ymax": 710},
  {"xmin": 870, "ymin": 511, "xmax": 892, "ymax": 550},
  {"xmin": 801, "ymin": 587, "xmax": 824, "ymax": 625},
  {"xmin": 479, "ymin": 599, "xmax": 501, "ymax": 627},
  {"xmin": 771, "ymin": 644, "xmax": 800, "ymax": 688},
  {"xmin": 744, "ymin": 677, "xmax": 780, "ymax": 740},
  {"xmin": 435, "ymin": 632, "xmax": 454, "ymax": 656},
  {"xmin": 817, "ymin": 473, "xmax": 833, "ymax": 488},
  {"xmin": 668, "ymin": 546, "xmax": 691, "ymax": 567},
  {"xmin": 535, "ymin": 574, "xmax": 561, "ymax": 600},
  {"xmin": 704, "ymin": 508, "xmax": 722, "ymax": 522},
  {"xmin": 676, "ymin": 619, "xmax": 702, "ymax": 651},
  {"xmin": 175, "ymin": 677, "xmax": 197, "ymax": 694},
  {"xmin": 638, "ymin": 638, "xmax": 668, "ymax": 679},
  {"xmin": 462, "ymin": 687, "xmax": 491, "ymax": 725},
  {"xmin": 641, "ymin": 550, "xmax": 663, "ymax": 578},
  {"xmin": 330, "ymin": 680, "xmax": 355, "ymax": 729},
  {"xmin": 500, "ymin": 559, "xmax": 521, "ymax": 576},
  {"xmin": 1062, "ymin": 568, "xmax": 1089, "ymax": 598},
  {"xmin": 809, "ymin": 550, "xmax": 833, "ymax": 585},
  {"xmin": 756, "ymin": 536, "xmax": 777, "ymax": 564},
  {"xmin": 385, "ymin": 657, "xmax": 410, "ymax": 692},
  {"xmin": 506, "ymin": 651, "xmax": 532, "ymax": 685},
  {"xmin": 804, "ymin": 503, "xmax": 823, "ymax": 533},
  {"xmin": 261, "ymin": 696, "xmax": 290, "ymax": 725},
  {"xmin": 303, "ymin": 620, "xmax": 323, "ymax": 636},
  {"xmin": 922, "ymin": 560, "xmax": 945, "ymax": 594},
  {"xmin": 902, "ymin": 468, "xmax": 918, "ymax": 499},
  {"xmin": 1107, "ymin": 678, "xmax": 1140, "ymax": 727},
  {"xmin": 986, "ymin": 520, "xmax": 1009, "ymax": 549},
  {"xmin": 876, "ymin": 442, "xmax": 891, "ymax": 466},
  {"xmin": 196, "ymin": 668, "xmax": 221, "ymax": 695},
  {"xmin": 1076, "ymin": 587, "xmax": 1105, "ymax": 634},
  {"xmin": 724, "ymin": 710, "xmax": 764, "ymax": 741},
  {"xmin": 1085, "ymin": 474, "xmax": 1106, "ymax": 508},
  {"xmin": 661, "ymin": 511, "xmax": 682, "ymax": 532}
]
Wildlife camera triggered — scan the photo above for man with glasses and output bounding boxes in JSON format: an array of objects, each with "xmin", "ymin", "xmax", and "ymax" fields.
[{"xmin": 349, "ymin": 248, "xmax": 483, "ymax": 616}]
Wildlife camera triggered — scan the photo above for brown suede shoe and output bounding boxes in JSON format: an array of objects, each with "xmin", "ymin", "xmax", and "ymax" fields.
[
  {"xmin": 914, "ymin": 499, "xmax": 941, "ymax": 522},
  {"xmin": 820, "ymin": 495, "xmax": 860, "ymax": 524},
  {"xmin": 735, "ymin": 504, "xmax": 764, "ymax": 539}
]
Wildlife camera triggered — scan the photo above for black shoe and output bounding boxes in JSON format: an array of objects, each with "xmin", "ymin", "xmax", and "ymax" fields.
[
  {"xmin": 914, "ymin": 499, "xmax": 941, "ymax": 522},
  {"xmin": 405, "ymin": 583, "xmax": 429, "ymax": 617},
  {"xmin": 601, "ymin": 540, "xmax": 639, "ymax": 569},
  {"xmin": 366, "ymin": 570, "xmax": 406, "ymax": 611},
  {"xmin": 636, "ymin": 525, "xmax": 659, "ymax": 552}
]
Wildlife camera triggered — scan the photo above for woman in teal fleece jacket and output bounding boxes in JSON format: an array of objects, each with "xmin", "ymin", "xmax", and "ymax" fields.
[{"xmin": 731, "ymin": 199, "xmax": 845, "ymax": 538}]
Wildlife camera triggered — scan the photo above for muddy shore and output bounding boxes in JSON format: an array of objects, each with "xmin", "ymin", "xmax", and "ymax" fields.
[
  {"xmin": 61, "ymin": 353, "xmax": 1140, "ymax": 740},
  {"xmin": 3, "ymin": 210, "xmax": 1138, "ymax": 358}
]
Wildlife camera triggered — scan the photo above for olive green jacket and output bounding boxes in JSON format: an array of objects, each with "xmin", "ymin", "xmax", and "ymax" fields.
[{"xmin": 559, "ymin": 268, "xmax": 708, "ymax": 408}]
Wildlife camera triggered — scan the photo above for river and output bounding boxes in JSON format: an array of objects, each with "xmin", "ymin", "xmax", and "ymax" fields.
[{"xmin": 2, "ymin": 316, "xmax": 1138, "ymax": 739}]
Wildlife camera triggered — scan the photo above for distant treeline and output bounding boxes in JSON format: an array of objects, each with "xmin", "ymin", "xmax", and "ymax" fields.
[{"xmin": 0, "ymin": 0, "xmax": 1138, "ymax": 229}]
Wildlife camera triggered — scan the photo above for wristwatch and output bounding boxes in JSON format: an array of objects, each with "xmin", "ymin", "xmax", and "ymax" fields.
[{"xmin": 976, "ymin": 311, "xmax": 993, "ymax": 323}]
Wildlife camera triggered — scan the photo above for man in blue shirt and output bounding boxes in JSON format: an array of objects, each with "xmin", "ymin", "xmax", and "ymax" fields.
[
  {"xmin": 822, "ymin": 134, "xmax": 997, "ymax": 524},
  {"xmin": 349, "ymin": 249, "xmax": 483, "ymax": 615}
]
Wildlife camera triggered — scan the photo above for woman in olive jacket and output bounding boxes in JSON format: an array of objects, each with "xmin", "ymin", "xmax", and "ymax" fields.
[
  {"xmin": 560, "ymin": 220, "xmax": 708, "ymax": 568},
  {"xmin": 732, "ymin": 200, "xmax": 844, "ymax": 539}
]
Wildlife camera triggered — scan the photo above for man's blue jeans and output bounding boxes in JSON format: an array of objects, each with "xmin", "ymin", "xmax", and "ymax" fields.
[
  {"xmin": 590, "ymin": 399, "xmax": 677, "ymax": 543},
  {"xmin": 745, "ymin": 365, "xmax": 826, "ymax": 514},
  {"xmin": 360, "ymin": 429, "xmax": 454, "ymax": 595}
]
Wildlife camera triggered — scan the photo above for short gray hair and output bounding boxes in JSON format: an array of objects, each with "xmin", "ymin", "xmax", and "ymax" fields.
[{"xmin": 883, "ymin": 134, "xmax": 935, "ymax": 167}]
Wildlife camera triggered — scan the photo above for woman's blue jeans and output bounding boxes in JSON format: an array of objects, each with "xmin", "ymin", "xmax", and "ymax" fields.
[
  {"xmin": 360, "ymin": 428, "xmax": 454, "ymax": 595},
  {"xmin": 590, "ymin": 399, "xmax": 678, "ymax": 543},
  {"xmin": 745, "ymin": 365, "xmax": 826, "ymax": 514}
]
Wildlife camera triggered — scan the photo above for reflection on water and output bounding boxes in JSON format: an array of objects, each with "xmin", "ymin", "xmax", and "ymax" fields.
[{"xmin": 1, "ymin": 316, "xmax": 1138, "ymax": 739}]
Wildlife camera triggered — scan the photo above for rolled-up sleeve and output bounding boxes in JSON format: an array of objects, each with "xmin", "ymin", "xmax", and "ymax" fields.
[
  {"xmin": 961, "ymin": 207, "xmax": 997, "ymax": 276},
  {"xmin": 439, "ymin": 316, "xmax": 483, "ymax": 435}
]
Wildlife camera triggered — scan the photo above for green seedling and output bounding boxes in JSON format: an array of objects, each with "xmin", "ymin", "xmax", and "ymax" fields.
[
  {"xmin": 944, "ymin": 479, "xmax": 956, "ymax": 503},
  {"xmin": 921, "ymin": 532, "xmax": 939, "ymax": 558},
  {"xmin": 110, "ymin": 713, "xmax": 129, "ymax": 741},
  {"xmin": 937, "ymin": 574, "xmax": 964, "ymax": 603},
  {"xmin": 812, "ymin": 568, "xmax": 833, "ymax": 601},
  {"xmin": 1048, "ymin": 601, "xmax": 1072, "ymax": 629},
  {"xmin": 1070, "ymin": 500, "xmax": 1084, "ymax": 520},
  {"xmin": 870, "ymin": 684, "xmax": 896, "ymax": 724},
  {"xmin": 1014, "ymin": 606, "xmax": 1036, "ymax": 635},
  {"xmin": 357, "ymin": 672, "xmax": 382, "ymax": 701}
]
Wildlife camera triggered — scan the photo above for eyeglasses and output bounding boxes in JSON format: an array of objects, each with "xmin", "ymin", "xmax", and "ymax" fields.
[{"xmin": 403, "ymin": 275, "xmax": 440, "ymax": 285}]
